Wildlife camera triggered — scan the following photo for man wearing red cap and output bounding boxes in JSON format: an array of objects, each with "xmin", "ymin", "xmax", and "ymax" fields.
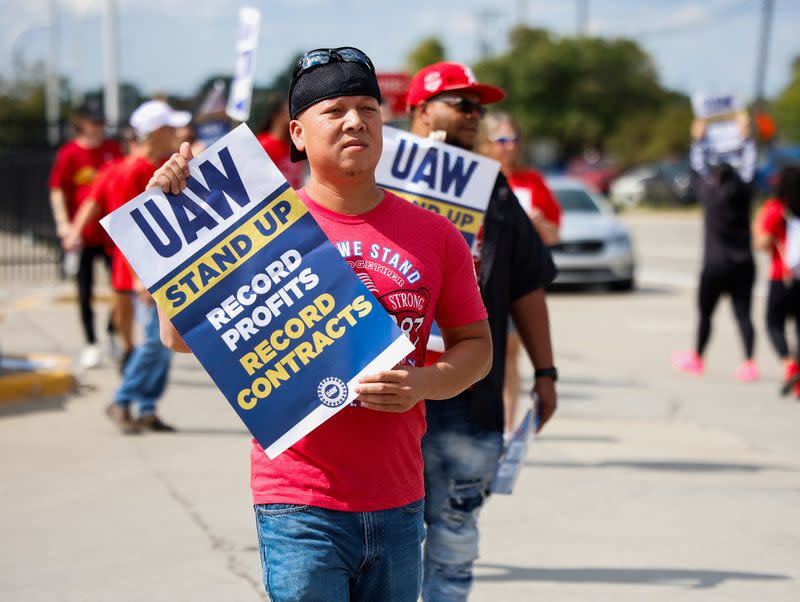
[{"xmin": 407, "ymin": 62, "xmax": 558, "ymax": 601}]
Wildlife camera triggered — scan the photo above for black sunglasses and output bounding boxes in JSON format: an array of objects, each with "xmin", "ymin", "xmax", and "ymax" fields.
[
  {"xmin": 292, "ymin": 47, "xmax": 375, "ymax": 79},
  {"xmin": 431, "ymin": 95, "xmax": 486, "ymax": 117}
]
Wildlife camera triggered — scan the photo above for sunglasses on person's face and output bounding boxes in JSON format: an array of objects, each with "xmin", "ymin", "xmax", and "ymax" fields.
[
  {"xmin": 293, "ymin": 47, "xmax": 375, "ymax": 79},
  {"xmin": 431, "ymin": 96, "xmax": 486, "ymax": 117},
  {"xmin": 490, "ymin": 136, "xmax": 519, "ymax": 145}
]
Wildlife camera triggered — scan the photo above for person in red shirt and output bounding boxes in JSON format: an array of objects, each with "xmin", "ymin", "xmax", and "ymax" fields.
[
  {"xmin": 66, "ymin": 130, "xmax": 140, "ymax": 373},
  {"xmin": 257, "ymin": 94, "xmax": 305, "ymax": 190},
  {"xmin": 104, "ymin": 100, "xmax": 190, "ymax": 435},
  {"xmin": 479, "ymin": 111, "xmax": 561, "ymax": 245},
  {"xmin": 151, "ymin": 47, "xmax": 492, "ymax": 601},
  {"xmin": 49, "ymin": 102, "xmax": 123, "ymax": 368},
  {"xmin": 477, "ymin": 110, "xmax": 561, "ymax": 434},
  {"xmin": 754, "ymin": 165, "xmax": 800, "ymax": 397}
]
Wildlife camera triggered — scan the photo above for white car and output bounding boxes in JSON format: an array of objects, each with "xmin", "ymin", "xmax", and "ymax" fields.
[
  {"xmin": 609, "ymin": 162, "xmax": 694, "ymax": 208},
  {"xmin": 545, "ymin": 176, "xmax": 636, "ymax": 290},
  {"xmin": 609, "ymin": 167, "xmax": 655, "ymax": 208}
]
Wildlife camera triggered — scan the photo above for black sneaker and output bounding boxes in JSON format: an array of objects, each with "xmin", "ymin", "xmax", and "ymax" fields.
[{"xmin": 137, "ymin": 414, "xmax": 176, "ymax": 432}]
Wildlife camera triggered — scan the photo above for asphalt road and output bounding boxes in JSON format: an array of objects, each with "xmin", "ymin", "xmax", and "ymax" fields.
[{"xmin": 1, "ymin": 211, "xmax": 798, "ymax": 601}]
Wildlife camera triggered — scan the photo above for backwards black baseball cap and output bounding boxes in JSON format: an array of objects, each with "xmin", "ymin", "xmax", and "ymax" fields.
[{"xmin": 288, "ymin": 46, "xmax": 382, "ymax": 162}]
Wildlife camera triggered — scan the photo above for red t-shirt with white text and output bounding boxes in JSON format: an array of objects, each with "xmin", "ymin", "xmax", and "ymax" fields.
[
  {"xmin": 257, "ymin": 132, "xmax": 305, "ymax": 190},
  {"xmin": 250, "ymin": 188, "xmax": 487, "ymax": 511},
  {"xmin": 49, "ymin": 139, "xmax": 122, "ymax": 246}
]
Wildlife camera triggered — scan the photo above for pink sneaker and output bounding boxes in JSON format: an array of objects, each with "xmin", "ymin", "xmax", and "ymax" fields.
[
  {"xmin": 672, "ymin": 351, "xmax": 704, "ymax": 374},
  {"xmin": 735, "ymin": 360, "xmax": 759, "ymax": 382}
]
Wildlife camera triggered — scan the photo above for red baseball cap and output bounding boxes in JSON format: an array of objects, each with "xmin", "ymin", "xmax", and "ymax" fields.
[{"xmin": 406, "ymin": 62, "xmax": 506, "ymax": 110}]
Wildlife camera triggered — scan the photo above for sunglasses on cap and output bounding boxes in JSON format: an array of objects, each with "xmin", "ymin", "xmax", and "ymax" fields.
[
  {"xmin": 430, "ymin": 95, "xmax": 486, "ymax": 117},
  {"xmin": 293, "ymin": 47, "xmax": 375, "ymax": 79},
  {"xmin": 490, "ymin": 135, "xmax": 519, "ymax": 145}
]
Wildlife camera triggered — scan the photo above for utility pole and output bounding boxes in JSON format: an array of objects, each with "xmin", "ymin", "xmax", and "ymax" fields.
[
  {"xmin": 46, "ymin": 0, "xmax": 60, "ymax": 146},
  {"xmin": 104, "ymin": 0, "xmax": 120, "ymax": 136},
  {"xmin": 754, "ymin": 0, "xmax": 774, "ymax": 102},
  {"xmin": 577, "ymin": 0, "xmax": 590, "ymax": 36}
]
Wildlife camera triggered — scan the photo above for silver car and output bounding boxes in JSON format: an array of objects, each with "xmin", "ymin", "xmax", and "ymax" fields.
[{"xmin": 545, "ymin": 176, "xmax": 636, "ymax": 290}]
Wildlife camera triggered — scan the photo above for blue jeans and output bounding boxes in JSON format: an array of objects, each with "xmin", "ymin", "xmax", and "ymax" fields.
[
  {"xmin": 422, "ymin": 399, "xmax": 504, "ymax": 602},
  {"xmin": 113, "ymin": 300, "xmax": 172, "ymax": 415},
  {"xmin": 254, "ymin": 501, "xmax": 425, "ymax": 601}
]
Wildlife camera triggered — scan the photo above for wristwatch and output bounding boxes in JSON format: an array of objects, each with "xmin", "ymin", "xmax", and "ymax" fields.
[{"xmin": 534, "ymin": 366, "xmax": 558, "ymax": 382}]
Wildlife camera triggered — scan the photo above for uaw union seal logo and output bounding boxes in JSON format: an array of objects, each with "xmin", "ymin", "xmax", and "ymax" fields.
[{"xmin": 317, "ymin": 377, "xmax": 348, "ymax": 408}]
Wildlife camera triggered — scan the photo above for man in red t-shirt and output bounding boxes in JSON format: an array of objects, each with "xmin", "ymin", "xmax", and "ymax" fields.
[
  {"xmin": 151, "ymin": 47, "xmax": 492, "ymax": 601},
  {"xmin": 256, "ymin": 94, "xmax": 305, "ymax": 190},
  {"xmin": 103, "ymin": 100, "xmax": 190, "ymax": 435},
  {"xmin": 754, "ymin": 166, "xmax": 800, "ymax": 397},
  {"xmin": 49, "ymin": 102, "xmax": 122, "ymax": 368}
]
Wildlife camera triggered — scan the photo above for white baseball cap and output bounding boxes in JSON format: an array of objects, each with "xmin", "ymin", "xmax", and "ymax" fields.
[{"xmin": 130, "ymin": 100, "xmax": 191, "ymax": 138}]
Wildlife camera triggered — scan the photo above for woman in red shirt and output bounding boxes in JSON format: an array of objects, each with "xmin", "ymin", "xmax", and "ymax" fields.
[
  {"xmin": 49, "ymin": 103, "xmax": 122, "ymax": 368},
  {"xmin": 479, "ymin": 111, "xmax": 561, "ymax": 246},
  {"xmin": 754, "ymin": 166, "xmax": 800, "ymax": 397},
  {"xmin": 478, "ymin": 111, "xmax": 561, "ymax": 433}
]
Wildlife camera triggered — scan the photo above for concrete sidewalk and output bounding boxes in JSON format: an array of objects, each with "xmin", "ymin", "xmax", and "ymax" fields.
[{"xmin": 1, "ymin": 276, "xmax": 798, "ymax": 601}]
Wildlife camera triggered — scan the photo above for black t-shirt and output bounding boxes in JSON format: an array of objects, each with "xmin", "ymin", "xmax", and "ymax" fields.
[
  {"xmin": 442, "ymin": 173, "xmax": 556, "ymax": 432},
  {"xmin": 695, "ymin": 165, "xmax": 755, "ymax": 268},
  {"xmin": 690, "ymin": 140, "xmax": 756, "ymax": 268}
]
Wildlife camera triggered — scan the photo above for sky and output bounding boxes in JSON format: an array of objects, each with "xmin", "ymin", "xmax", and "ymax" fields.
[{"xmin": 3, "ymin": 0, "xmax": 800, "ymax": 104}]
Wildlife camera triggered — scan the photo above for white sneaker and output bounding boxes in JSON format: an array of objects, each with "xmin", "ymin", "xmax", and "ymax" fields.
[{"xmin": 79, "ymin": 344, "xmax": 102, "ymax": 369}]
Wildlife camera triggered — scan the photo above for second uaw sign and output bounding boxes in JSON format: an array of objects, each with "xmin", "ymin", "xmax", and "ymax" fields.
[{"xmin": 375, "ymin": 126, "xmax": 500, "ymax": 250}]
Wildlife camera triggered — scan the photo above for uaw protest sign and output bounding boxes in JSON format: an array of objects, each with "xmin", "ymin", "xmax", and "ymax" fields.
[
  {"xmin": 376, "ymin": 126, "xmax": 499, "ymax": 350},
  {"xmin": 376, "ymin": 126, "xmax": 499, "ymax": 250},
  {"xmin": 692, "ymin": 92, "xmax": 744, "ymax": 156},
  {"xmin": 101, "ymin": 125, "xmax": 413, "ymax": 458}
]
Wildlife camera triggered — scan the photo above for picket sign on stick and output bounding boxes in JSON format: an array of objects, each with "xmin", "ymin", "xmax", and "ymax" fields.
[
  {"xmin": 101, "ymin": 125, "xmax": 413, "ymax": 458},
  {"xmin": 226, "ymin": 6, "xmax": 261, "ymax": 122},
  {"xmin": 692, "ymin": 92, "xmax": 746, "ymax": 157}
]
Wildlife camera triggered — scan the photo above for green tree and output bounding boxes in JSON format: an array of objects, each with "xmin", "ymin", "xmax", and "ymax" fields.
[
  {"xmin": 607, "ymin": 96, "xmax": 692, "ymax": 168},
  {"xmin": 772, "ymin": 57, "xmax": 800, "ymax": 142},
  {"xmin": 0, "ymin": 60, "xmax": 71, "ymax": 147},
  {"xmin": 406, "ymin": 37, "xmax": 446, "ymax": 73},
  {"xmin": 474, "ymin": 27, "xmax": 671, "ymax": 160}
]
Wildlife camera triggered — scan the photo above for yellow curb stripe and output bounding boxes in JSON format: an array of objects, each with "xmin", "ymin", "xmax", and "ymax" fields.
[{"xmin": 0, "ymin": 354, "xmax": 75, "ymax": 404}]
